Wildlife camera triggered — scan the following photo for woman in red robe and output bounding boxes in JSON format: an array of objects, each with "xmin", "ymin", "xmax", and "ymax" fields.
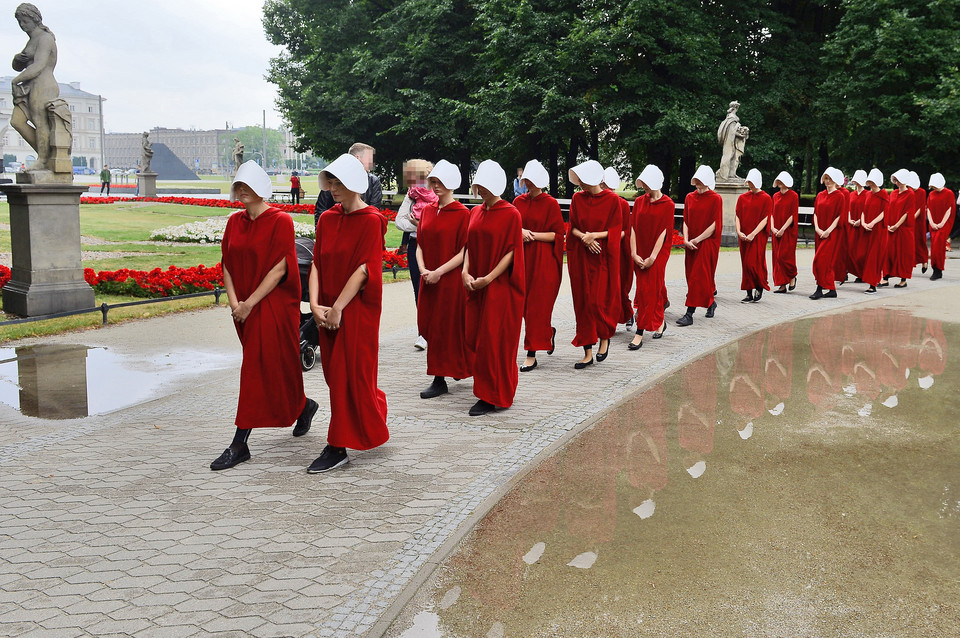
[
  {"xmin": 809, "ymin": 167, "xmax": 844, "ymax": 299},
  {"xmin": 212, "ymin": 161, "xmax": 316, "ymax": 471},
  {"xmin": 676, "ymin": 165, "xmax": 722, "ymax": 326},
  {"xmin": 463, "ymin": 160, "xmax": 525, "ymax": 416},
  {"xmin": 860, "ymin": 169, "xmax": 888, "ymax": 294},
  {"xmin": 307, "ymin": 153, "xmax": 389, "ymax": 473},
  {"xmin": 845, "ymin": 170, "xmax": 868, "ymax": 282},
  {"xmin": 416, "ymin": 159, "xmax": 472, "ymax": 398},
  {"xmin": 629, "ymin": 164, "xmax": 673, "ymax": 349},
  {"xmin": 603, "ymin": 166, "xmax": 635, "ymax": 328},
  {"xmin": 911, "ymin": 171, "xmax": 929, "ymax": 272},
  {"xmin": 882, "ymin": 169, "xmax": 915, "ymax": 288},
  {"xmin": 514, "ymin": 159, "xmax": 564, "ymax": 372},
  {"xmin": 566, "ymin": 159, "xmax": 621, "ymax": 367},
  {"xmin": 770, "ymin": 171, "xmax": 799, "ymax": 293},
  {"xmin": 735, "ymin": 168, "xmax": 771, "ymax": 302},
  {"xmin": 926, "ymin": 173, "xmax": 955, "ymax": 280}
]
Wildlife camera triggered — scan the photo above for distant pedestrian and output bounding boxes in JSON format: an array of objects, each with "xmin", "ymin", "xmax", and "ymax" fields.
[
  {"xmin": 290, "ymin": 171, "xmax": 301, "ymax": 205},
  {"xmin": 770, "ymin": 171, "xmax": 799, "ymax": 293},
  {"xmin": 100, "ymin": 165, "xmax": 111, "ymax": 195},
  {"xmin": 926, "ymin": 173, "xmax": 954, "ymax": 280},
  {"xmin": 314, "ymin": 142, "xmax": 382, "ymax": 225},
  {"xmin": 395, "ymin": 159, "xmax": 439, "ymax": 350},
  {"xmin": 211, "ymin": 161, "xmax": 318, "ymax": 471},
  {"xmin": 513, "ymin": 167, "xmax": 528, "ymax": 199}
]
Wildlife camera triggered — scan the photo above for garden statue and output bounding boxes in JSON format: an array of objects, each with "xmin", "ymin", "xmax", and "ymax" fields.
[
  {"xmin": 233, "ymin": 137, "xmax": 244, "ymax": 169},
  {"xmin": 716, "ymin": 101, "xmax": 748, "ymax": 182},
  {"xmin": 10, "ymin": 3, "xmax": 72, "ymax": 183},
  {"xmin": 141, "ymin": 131, "xmax": 153, "ymax": 173}
]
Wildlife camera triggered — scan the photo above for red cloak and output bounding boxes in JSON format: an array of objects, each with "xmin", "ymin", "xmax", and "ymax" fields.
[
  {"xmin": 913, "ymin": 187, "xmax": 928, "ymax": 266},
  {"xmin": 566, "ymin": 189, "xmax": 622, "ymax": 346},
  {"xmin": 682, "ymin": 189, "xmax": 723, "ymax": 308},
  {"xmin": 845, "ymin": 189, "xmax": 866, "ymax": 279},
  {"xmin": 832, "ymin": 188, "xmax": 851, "ymax": 282},
  {"xmin": 417, "ymin": 201, "xmax": 472, "ymax": 379},
  {"xmin": 632, "ymin": 193, "xmax": 674, "ymax": 332},
  {"xmin": 859, "ymin": 189, "xmax": 889, "ymax": 286},
  {"xmin": 770, "ymin": 189, "xmax": 799, "ymax": 287},
  {"xmin": 314, "ymin": 204, "xmax": 389, "ymax": 450},
  {"xmin": 465, "ymin": 200, "xmax": 525, "ymax": 408},
  {"xmin": 617, "ymin": 195, "xmax": 635, "ymax": 323},
  {"xmin": 514, "ymin": 193, "xmax": 565, "ymax": 352},
  {"xmin": 735, "ymin": 190, "xmax": 771, "ymax": 292},
  {"xmin": 812, "ymin": 189, "xmax": 844, "ymax": 289},
  {"xmin": 928, "ymin": 188, "xmax": 956, "ymax": 271},
  {"xmin": 883, "ymin": 188, "xmax": 915, "ymax": 280},
  {"xmin": 729, "ymin": 332, "xmax": 765, "ymax": 422},
  {"xmin": 222, "ymin": 207, "xmax": 305, "ymax": 428}
]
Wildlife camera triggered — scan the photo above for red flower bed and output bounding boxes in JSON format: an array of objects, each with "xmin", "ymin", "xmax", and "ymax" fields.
[
  {"xmin": 382, "ymin": 248, "xmax": 408, "ymax": 269},
  {"xmin": 0, "ymin": 265, "xmax": 10, "ymax": 290},
  {"xmin": 84, "ymin": 264, "xmax": 224, "ymax": 298}
]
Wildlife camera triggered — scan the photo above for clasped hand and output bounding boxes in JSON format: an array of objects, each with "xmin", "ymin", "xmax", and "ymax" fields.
[
  {"xmin": 581, "ymin": 232, "xmax": 602, "ymax": 254},
  {"xmin": 421, "ymin": 269, "xmax": 441, "ymax": 285},
  {"xmin": 312, "ymin": 304, "xmax": 342, "ymax": 330},
  {"xmin": 231, "ymin": 300, "xmax": 252, "ymax": 323},
  {"xmin": 463, "ymin": 272, "xmax": 488, "ymax": 291}
]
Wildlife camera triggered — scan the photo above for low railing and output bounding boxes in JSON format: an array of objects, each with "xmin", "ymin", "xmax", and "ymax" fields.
[{"xmin": 0, "ymin": 288, "xmax": 223, "ymax": 328}]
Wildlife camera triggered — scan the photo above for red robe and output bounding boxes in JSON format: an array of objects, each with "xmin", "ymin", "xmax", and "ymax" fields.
[
  {"xmin": 928, "ymin": 188, "xmax": 956, "ymax": 271},
  {"xmin": 770, "ymin": 189, "xmax": 799, "ymax": 287},
  {"xmin": 729, "ymin": 332, "xmax": 765, "ymax": 423},
  {"xmin": 632, "ymin": 194, "xmax": 674, "ymax": 332},
  {"xmin": 682, "ymin": 189, "xmax": 723, "ymax": 308},
  {"xmin": 514, "ymin": 193, "xmax": 564, "ymax": 352},
  {"xmin": 566, "ymin": 190, "xmax": 622, "ymax": 346},
  {"xmin": 617, "ymin": 195, "xmax": 634, "ymax": 323},
  {"xmin": 465, "ymin": 200, "xmax": 525, "ymax": 408},
  {"xmin": 735, "ymin": 190, "xmax": 771, "ymax": 292},
  {"xmin": 417, "ymin": 201, "xmax": 472, "ymax": 379},
  {"xmin": 812, "ymin": 189, "xmax": 844, "ymax": 289},
  {"xmin": 846, "ymin": 189, "xmax": 866, "ymax": 279},
  {"xmin": 832, "ymin": 188, "xmax": 851, "ymax": 282},
  {"xmin": 913, "ymin": 187, "xmax": 928, "ymax": 266},
  {"xmin": 883, "ymin": 188, "xmax": 915, "ymax": 280},
  {"xmin": 314, "ymin": 205, "xmax": 388, "ymax": 450},
  {"xmin": 222, "ymin": 207, "xmax": 305, "ymax": 428},
  {"xmin": 860, "ymin": 189, "xmax": 889, "ymax": 286}
]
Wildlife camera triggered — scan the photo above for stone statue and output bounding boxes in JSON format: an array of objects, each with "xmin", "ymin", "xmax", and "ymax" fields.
[
  {"xmin": 716, "ymin": 101, "xmax": 748, "ymax": 182},
  {"xmin": 141, "ymin": 131, "xmax": 153, "ymax": 173},
  {"xmin": 232, "ymin": 137, "xmax": 244, "ymax": 169},
  {"xmin": 10, "ymin": 3, "xmax": 71, "ymax": 182}
]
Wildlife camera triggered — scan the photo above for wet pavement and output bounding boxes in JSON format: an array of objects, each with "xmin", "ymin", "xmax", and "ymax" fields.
[
  {"xmin": 1, "ymin": 252, "xmax": 958, "ymax": 637},
  {"xmin": 389, "ymin": 307, "xmax": 959, "ymax": 637}
]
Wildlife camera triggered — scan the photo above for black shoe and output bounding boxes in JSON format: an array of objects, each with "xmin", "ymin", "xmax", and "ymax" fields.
[
  {"xmin": 468, "ymin": 399, "xmax": 496, "ymax": 416},
  {"xmin": 625, "ymin": 316, "xmax": 634, "ymax": 329},
  {"xmin": 879, "ymin": 279, "xmax": 889, "ymax": 287},
  {"xmin": 210, "ymin": 444, "xmax": 250, "ymax": 471},
  {"xmin": 788, "ymin": 278, "xmax": 797, "ymax": 291},
  {"xmin": 546, "ymin": 327, "xmax": 557, "ymax": 355},
  {"xmin": 741, "ymin": 292, "xmax": 754, "ymax": 303},
  {"xmin": 931, "ymin": 268, "xmax": 943, "ymax": 280},
  {"xmin": 420, "ymin": 377, "xmax": 449, "ymax": 398},
  {"xmin": 628, "ymin": 338, "xmax": 642, "ymax": 350},
  {"xmin": 922, "ymin": 264, "xmax": 928, "ymax": 273},
  {"xmin": 810, "ymin": 288, "xmax": 823, "ymax": 300},
  {"xmin": 705, "ymin": 302, "xmax": 717, "ymax": 318},
  {"xmin": 307, "ymin": 445, "xmax": 349, "ymax": 473},
  {"xmin": 864, "ymin": 286, "xmax": 877, "ymax": 294},
  {"xmin": 838, "ymin": 275, "xmax": 848, "ymax": 286},
  {"xmin": 753, "ymin": 289, "xmax": 763, "ymax": 302},
  {"xmin": 293, "ymin": 398, "xmax": 319, "ymax": 437},
  {"xmin": 664, "ymin": 299, "xmax": 670, "ymax": 310},
  {"xmin": 652, "ymin": 324, "xmax": 666, "ymax": 339},
  {"xmin": 596, "ymin": 340, "xmax": 609, "ymax": 362},
  {"xmin": 894, "ymin": 281, "xmax": 907, "ymax": 288},
  {"xmin": 823, "ymin": 289, "xmax": 838, "ymax": 298},
  {"xmin": 519, "ymin": 359, "xmax": 538, "ymax": 372},
  {"xmin": 854, "ymin": 278, "xmax": 864, "ymax": 283},
  {"xmin": 574, "ymin": 358, "xmax": 594, "ymax": 369},
  {"xmin": 676, "ymin": 313, "xmax": 693, "ymax": 327},
  {"xmin": 773, "ymin": 287, "xmax": 787, "ymax": 294}
]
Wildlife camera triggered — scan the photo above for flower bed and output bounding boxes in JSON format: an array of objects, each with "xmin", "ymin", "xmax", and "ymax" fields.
[
  {"xmin": 151, "ymin": 217, "xmax": 316, "ymax": 243},
  {"xmin": 0, "ymin": 265, "xmax": 10, "ymax": 290},
  {"xmin": 84, "ymin": 264, "xmax": 224, "ymax": 298},
  {"xmin": 79, "ymin": 195, "xmax": 400, "ymax": 221}
]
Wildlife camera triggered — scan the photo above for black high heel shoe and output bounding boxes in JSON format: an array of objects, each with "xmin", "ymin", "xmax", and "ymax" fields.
[
  {"xmin": 596, "ymin": 339, "xmax": 610, "ymax": 362},
  {"xmin": 652, "ymin": 323, "xmax": 666, "ymax": 339}
]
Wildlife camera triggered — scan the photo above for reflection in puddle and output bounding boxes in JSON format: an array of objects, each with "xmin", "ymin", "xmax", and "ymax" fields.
[
  {"xmin": 395, "ymin": 308, "xmax": 960, "ymax": 636},
  {"xmin": 0, "ymin": 345, "xmax": 237, "ymax": 419}
]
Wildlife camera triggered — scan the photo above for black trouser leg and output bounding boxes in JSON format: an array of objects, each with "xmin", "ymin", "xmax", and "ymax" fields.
[{"xmin": 232, "ymin": 427, "xmax": 251, "ymax": 447}]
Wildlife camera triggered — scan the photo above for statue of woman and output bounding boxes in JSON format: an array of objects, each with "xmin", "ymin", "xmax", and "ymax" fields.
[
  {"xmin": 233, "ymin": 138, "xmax": 245, "ymax": 169},
  {"xmin": 10, "ymin": 3, "xmax": 59, "ymax": 172},
  {"xmin": 141, "ymin": 132, "xmax": 153, "ymax": 173},
  {"xmin": 716, "ymin": 101, "xmax": 741, "ymax": 181}
]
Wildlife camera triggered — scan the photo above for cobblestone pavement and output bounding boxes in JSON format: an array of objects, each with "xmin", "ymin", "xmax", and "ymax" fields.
[{"xmin": 1, "ymin": 253, "xmax": 956, "ymax": 637}]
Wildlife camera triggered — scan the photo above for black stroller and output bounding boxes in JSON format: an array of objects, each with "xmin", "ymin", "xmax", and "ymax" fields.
[{"xmin": 296, "ymin": 237, "xmax": 320, "ymax": 371}]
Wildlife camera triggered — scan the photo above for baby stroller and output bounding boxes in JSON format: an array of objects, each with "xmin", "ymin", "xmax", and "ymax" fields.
[{"xmin": 296, "ymin": 236, "xmax": 320, "ymax": 371}]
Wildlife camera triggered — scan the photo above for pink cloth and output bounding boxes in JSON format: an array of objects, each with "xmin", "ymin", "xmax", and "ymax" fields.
[{"xmin": 408, "ymin": 186, "xmax": 439, "ymax": 223}]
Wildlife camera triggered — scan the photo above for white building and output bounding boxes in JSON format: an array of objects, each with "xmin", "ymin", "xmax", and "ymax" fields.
[{"xmin": 0, "ymin": 77, "xmax": 104, "ymax": 172}]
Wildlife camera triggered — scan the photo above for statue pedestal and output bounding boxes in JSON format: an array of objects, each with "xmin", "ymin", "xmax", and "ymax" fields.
[
  {"xmin": 714, "ymin": 182, "xmax": 748, "ymax": 247},
  {"xmin": 137, "ymin": 172, "xmax": 158, "ymax": 197},
  {"xmin": 0, "ymin": 183, "xmax": 96, "ymax": 317}
]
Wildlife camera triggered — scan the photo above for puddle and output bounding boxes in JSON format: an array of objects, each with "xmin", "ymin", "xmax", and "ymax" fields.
[
  {"xmin": 0, "ymin": 344, "xmax": 237, "ymax": 419},
  {"xmin": 392, "ymin": 307, "xmax": 960, "ymax": 637}
]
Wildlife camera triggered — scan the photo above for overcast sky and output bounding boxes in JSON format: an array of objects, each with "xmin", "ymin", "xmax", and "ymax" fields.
[{"xmin": 0, "ymin": 0, "xmax": 286, "ymax": 133}]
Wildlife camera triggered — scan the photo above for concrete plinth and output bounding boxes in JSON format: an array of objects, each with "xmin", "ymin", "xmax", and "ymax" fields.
[
  {"xmin": 0, "ymin": 183, "xmax": 96, "ymax": 317},
  {"xmin": 137, "ymin": 172, "xmax": 158, "ymax": 197},
  {"xmin": 715, "ymin": 182, "xmax": 748, "ymax": 247}
]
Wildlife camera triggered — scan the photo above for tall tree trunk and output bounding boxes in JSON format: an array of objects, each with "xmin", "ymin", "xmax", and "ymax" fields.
[{"xmin": 565, "ymin": 135, "xmax": 581, "ymax": 198}]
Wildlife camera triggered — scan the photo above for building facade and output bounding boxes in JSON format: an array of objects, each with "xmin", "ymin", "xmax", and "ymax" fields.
[
  {"xmin": 0, "ymin": 77, "xmax": 104, "ymax": 172},
  {"xmin": 106, "ymin": 128, "xmax": 232, "ymax": 173}
]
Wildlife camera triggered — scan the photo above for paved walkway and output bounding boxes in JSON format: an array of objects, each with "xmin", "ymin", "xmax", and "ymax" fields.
[{"xmin": 0, "ymin": 252, "xmax": 957, "ymax": 637}]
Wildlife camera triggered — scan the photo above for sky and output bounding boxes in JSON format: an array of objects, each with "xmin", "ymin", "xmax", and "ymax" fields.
[{"xmin": 0, "ymin": 0, "xmax": 287, "ymax": 133}]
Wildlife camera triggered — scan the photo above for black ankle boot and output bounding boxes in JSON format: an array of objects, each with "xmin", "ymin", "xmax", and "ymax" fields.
[{"xmin": 420, "ymin": 376, "xmax": 448, "ymax": 399}]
